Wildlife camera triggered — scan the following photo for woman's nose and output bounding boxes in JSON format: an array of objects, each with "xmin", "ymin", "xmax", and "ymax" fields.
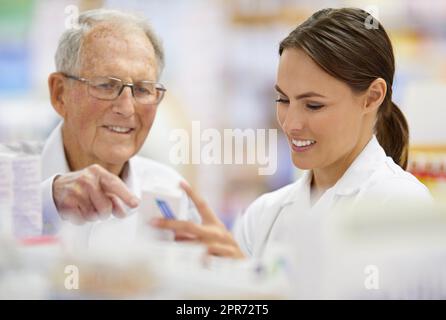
[{"xmin": 281, "ymin": 105, "xmax": 305, "ymax": 133}]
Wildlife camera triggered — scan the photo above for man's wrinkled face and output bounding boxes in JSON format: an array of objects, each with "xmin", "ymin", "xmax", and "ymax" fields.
[{"xmin": 62, "ymin": 23, "xmax": 159, "ymax": 170}]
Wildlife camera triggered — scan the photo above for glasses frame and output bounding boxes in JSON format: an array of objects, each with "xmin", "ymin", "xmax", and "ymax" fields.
[{"xmin": 62, "ymin": 73, "xmax": 167, "ymax": 105}]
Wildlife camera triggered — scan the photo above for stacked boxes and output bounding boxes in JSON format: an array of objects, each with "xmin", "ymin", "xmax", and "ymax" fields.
[{"xmin": 0, "ymin": 153, "xmax": 42, "ymax": 238}]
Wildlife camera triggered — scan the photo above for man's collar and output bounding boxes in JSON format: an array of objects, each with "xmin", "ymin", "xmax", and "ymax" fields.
[{"xmin": 41, "ymin": 121, "xmax": 70, "ymax": 180}]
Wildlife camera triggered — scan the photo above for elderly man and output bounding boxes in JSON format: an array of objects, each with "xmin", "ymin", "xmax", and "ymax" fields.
[
  {"xmin": 42, "ymin": 9, "xmax": 193, "ymax": 236},
  {"xmin": 35, "ymin": 8, "xmax": 243, "ymax": 259}
]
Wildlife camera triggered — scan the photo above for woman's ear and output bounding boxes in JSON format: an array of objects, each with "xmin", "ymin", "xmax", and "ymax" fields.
[
  {"xmin": 363, "ymin": 78, "xmax": 387, "ymax": 114},
  {"xmin": 48, "ymin": 72, "xmax": 68, "ymax": 118}
]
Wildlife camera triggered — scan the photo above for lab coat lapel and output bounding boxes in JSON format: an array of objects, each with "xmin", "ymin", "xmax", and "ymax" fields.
[
  {"xmin": 253, "ymin": 171, "xmax": 312, "ymax": 257},
  {"xmin": 330, "ymin": 135, "xmax": 386, "ymax": 202}
]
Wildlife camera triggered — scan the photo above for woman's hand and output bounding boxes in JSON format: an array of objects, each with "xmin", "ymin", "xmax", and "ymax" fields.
[{"xmin": 150, "ymin": 181, "xmax": 245, "ymax": 259}]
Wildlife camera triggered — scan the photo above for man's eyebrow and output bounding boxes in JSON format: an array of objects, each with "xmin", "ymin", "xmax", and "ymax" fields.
[{"xmin": 274, "ymin": 84, "xmax": 326, "ymax": 100}]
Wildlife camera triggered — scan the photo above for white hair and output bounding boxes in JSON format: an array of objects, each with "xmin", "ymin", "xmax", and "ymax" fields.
[{"xmin": 55, "ymin": 8, "xmax": 164, "ymax": 77}]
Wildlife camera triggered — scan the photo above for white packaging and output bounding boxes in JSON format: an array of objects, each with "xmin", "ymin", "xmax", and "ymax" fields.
[
  {"xmin": 137, "ymin": 185, "xmax": 183, "ymax": 241},
  {"xmin": 12, "ymin": 155, "xmax": 42, "ymax": 238},
  {"xmin": 0, "ymin": 152, "xmax": 42, "ymax": 239},
  {"xmin": 0, "ymin": 153, "xmax": 14, "ymax": 238},
  {"xmin": 139, "ymin": 185, "xmax": 182, "ymax": 222}
]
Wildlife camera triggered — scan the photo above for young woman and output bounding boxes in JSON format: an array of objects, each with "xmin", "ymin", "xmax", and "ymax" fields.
[{"xmin": 151, "ymin": 8, "xmax": 432, "ymax": 258}]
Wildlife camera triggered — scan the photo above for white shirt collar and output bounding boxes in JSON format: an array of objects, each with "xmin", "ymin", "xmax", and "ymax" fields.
[
  {"xmin": 41, "ymin": 121, "xmax": 70, "ymax": 180},
  {"xmin": 284, "ymin": 135, "xmax": 387, "ymax": 204},
  {"xmin": 330, "ymin": 135, "xmax": 386, "ymax": 196}
]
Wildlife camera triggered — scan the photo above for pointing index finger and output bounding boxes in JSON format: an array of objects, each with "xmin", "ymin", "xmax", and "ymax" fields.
[
  {"xmin": 98, "ymin": 169, "xmax": 139, "ymax": 208},
  {"xmin": 179, "ymin": 181, "xmax": 221, "ymax": 225}
]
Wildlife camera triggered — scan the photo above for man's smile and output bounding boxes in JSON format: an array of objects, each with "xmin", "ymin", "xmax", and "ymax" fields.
[{"xmin": 102, "ymin": 125, "xmax": 135, "ymax": 134}]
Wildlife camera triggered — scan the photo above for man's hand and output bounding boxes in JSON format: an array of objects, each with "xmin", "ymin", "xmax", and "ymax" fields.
[
  {"xmin": 53, "ymin": 164, "xmax": 139, "ymax": 224},
  {"xmin": 151, "ymin": 181, "xmax": 245, "ymax": 259}
]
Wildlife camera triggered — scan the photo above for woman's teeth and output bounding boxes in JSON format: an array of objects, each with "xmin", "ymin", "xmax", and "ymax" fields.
[
  {"xmin": 292, "ymin": 139, "xmax": 316, "ymax": 147},
  {"xmin": 106, "ymin": 126, "xmax": 132, "ymax": 133}
]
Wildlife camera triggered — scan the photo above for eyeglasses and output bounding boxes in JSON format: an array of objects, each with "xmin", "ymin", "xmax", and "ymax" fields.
[{"xmin": 63, "ymin": 74, "xmax": 166, "ymax": 105}]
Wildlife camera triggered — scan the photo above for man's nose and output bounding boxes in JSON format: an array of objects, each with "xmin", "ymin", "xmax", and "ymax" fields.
[{"xmin": 112, "ymin": 85, "xmax": 136, "ymax": 117}]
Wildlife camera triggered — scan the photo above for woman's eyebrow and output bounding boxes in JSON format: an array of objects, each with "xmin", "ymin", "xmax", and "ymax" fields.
[
  {"xmin": 295, "ymin": 91, "xmax": 326, "ymax": 99},
  {"xmin": 274, "ymin": 85, "xmax": 287, "ymax": 96},
  {"xmin": 275, "ymin": 84, "xmax": 326, "ymax": 100}
]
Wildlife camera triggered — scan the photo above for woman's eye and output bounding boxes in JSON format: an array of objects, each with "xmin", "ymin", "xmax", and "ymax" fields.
[
  {"xmin": 306, "ymin": 103, "xmax": 324, "ymax": 110},
  {"xmin": 275, "ymin": 98, "xmax": 289, "ymax": 104}
]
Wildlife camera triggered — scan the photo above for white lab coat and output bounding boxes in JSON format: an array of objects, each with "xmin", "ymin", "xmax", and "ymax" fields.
[
  {"xmin": 233, "ymin": 135, "xmax": 433, "ymax": 258},
  {"xmin": 40, "ymin": 121, "xmax": 197, "ymax": 242}
]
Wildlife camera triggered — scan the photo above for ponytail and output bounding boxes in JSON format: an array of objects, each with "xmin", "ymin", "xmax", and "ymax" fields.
[
  {"xmin": 375, "ymin": 99, "xmax": 409, "ymax": 170},
  {"xmin": 278, "ymin": 8, "xmax": 410, "ymax": 169}
]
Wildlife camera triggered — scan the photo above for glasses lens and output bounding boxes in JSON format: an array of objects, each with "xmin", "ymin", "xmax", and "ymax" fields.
[
  {"xmin": 134, "ymin": 82, "xmax": 165, "ymax": 104},
  {"xmin": 88, "ymin": 77, "xmax": 122, "ymax": 100}
]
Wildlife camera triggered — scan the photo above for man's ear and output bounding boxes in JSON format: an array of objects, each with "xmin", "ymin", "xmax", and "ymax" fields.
[
  {"xmin": 363, "ymin": 78, "xmax": 387, "ymax": 114},
  {"xmin": 48, "ymin": 72, "xmax": 68, "ymax": 118}
]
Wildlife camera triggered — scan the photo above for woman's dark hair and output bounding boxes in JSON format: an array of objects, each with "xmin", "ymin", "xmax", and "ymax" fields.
[{"xmin": 279, "ymin": 8, "xmax": 409, "ymax": 169}]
